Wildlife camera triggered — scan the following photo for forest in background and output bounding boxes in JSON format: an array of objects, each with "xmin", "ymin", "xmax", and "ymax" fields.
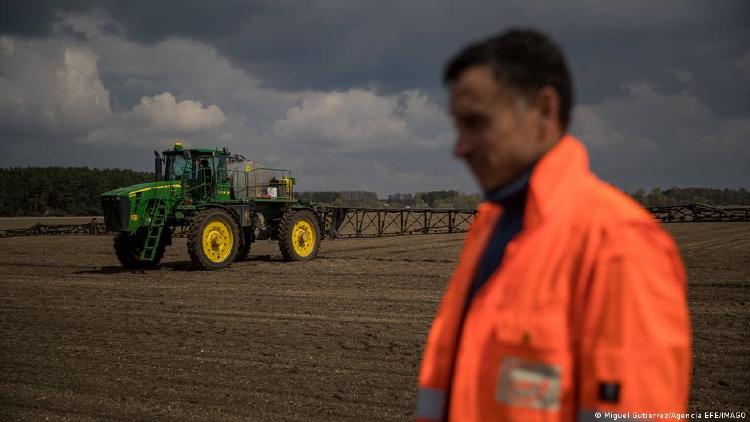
[
  {"xmin": 0, "ymin": 167, "xmax": 748, "ymax": 216},
  {"xmin": 0, "ymin": 167, "xmax": 153, "ymax": 216}
]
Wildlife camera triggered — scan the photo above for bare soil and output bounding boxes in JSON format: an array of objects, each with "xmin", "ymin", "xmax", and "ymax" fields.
[
  {"xmin": 0, "ymin": 222, "xmax": 748, "ymax": 420},
  {"xmin": 663, "ymin": 224, "xmax": 750, "ymax": 413},
  {"xmin": 0, "ymin": 217, "xmax": 102, "ymax": 230}
]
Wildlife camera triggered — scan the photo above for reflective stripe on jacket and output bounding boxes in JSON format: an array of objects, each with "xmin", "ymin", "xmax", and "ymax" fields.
[{"xmin": 417, "ymin": 135, "xmax": 691, "ymax": 422}]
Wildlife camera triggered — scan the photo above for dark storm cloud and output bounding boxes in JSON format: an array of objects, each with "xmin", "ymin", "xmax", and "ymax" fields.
[
  {"xmin": 4, "ymin": 1, "xmax": 749, "ymax": 111},
  {"xmin": 1, "ymin": 0, "xmax": 749, "ymax": 192},
  {"xmin": 0, "ymin": 0, "xmax": 94, "ymax": 37}
]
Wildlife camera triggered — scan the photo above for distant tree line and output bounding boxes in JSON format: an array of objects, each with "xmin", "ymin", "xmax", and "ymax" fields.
[
  {"xmin": 296, "ymin": 191, "xmax": 381, "ymax": 207},
  {"xmin": 293, "ymin": 187, "xmax": 750, "ymax": 209},
  {"xmin": 297, "ymin": 190, "xmax": 482, "ymax": 209},
  {"xmin": 391, "ymin": 191, "xmax": 482, "ymax": 209},
  {"xmin": 631, "ymin": 187, "xmax": 750, "ymax": 207},
  {"xmin": 1, "ymin": 167, "xmax": 748, "ymax": 216},
  {"xmin": 0, "ymin": 167, "xmax": 153, "ymax": 216},
  {"xmin": 295, "ymin": 191, "xmax": 342, "ymax": 204}
]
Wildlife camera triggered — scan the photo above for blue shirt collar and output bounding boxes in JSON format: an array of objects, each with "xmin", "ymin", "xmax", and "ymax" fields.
[{"xmin": 484, "ymin": 165, "xmax": 534, "ymax": 205}]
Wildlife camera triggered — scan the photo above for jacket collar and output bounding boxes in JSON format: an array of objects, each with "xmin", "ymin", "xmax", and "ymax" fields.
[
  {"xmin": 476, "ymin": 135, "xmax": 590, "ymax": 230},
  {"xmin": 523, "ymin": 134, "xmax": 590, "ymax": 229}
]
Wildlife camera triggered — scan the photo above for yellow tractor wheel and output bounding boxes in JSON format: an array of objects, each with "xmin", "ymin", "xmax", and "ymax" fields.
[
  {"xmin": 187, "ymin": 209, "xmax": 239, "ymax": 270},
  {"xmin": 278, "ymin": 209, "xmax": 321, "ymax": 261}
]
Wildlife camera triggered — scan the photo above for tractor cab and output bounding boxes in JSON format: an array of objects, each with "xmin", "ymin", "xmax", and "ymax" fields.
[{"xmin": 158, "ymin": 143, "xmax": 231, "ymax": 201}]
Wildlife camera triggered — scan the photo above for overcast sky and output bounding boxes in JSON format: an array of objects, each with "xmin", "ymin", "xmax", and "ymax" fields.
[{"xmin": 1, "ymin": 1, "xmax": 748, "ymax": 195}]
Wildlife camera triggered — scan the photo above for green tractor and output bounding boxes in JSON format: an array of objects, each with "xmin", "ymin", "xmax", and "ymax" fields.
[{"xmin": 100, "ymin": 142, "xmax": 322, "ymax": 270}]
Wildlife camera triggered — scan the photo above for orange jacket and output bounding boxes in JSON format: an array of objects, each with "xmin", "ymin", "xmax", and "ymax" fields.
[{"xmin": 417, "ymin": 135, "xmax": 691, "ymax": 422}]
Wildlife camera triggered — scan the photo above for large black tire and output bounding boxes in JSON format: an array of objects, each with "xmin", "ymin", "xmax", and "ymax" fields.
[
  {"xmin": 113, "ymin": 228, "xmax": 169, "ymax": 269},
  {"xmin": 235, "ymin": 227, "xmax": 253, "ymax": 261},
  {"xmin": 236, "ymin": 243, "xmax": 251, "ymax": 261},
  {"xmin": 187, "ymin": 209, "xmax": 239, "ymax": 270},
  {"xmin": 278, "ymin": 209, "xmax": 321, "ymax": 261}
]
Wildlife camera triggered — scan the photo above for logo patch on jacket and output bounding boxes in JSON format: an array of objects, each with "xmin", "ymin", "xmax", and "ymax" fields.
[{"xmin": 496, "ymin": 356, "xmax": 561, "ymax": 410}]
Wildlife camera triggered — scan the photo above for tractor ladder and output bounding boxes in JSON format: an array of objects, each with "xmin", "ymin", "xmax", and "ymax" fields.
[{"xmin": 140, "ymin": 201, "xmax": 168, "ymax": 261}]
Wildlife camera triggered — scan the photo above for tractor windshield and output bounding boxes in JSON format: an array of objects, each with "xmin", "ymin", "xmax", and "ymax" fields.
[{"xmin": 165, "ymin": 154, "xmax": 189, "ymax": 181}]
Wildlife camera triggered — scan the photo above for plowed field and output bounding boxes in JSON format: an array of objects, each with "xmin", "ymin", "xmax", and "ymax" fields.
[{"xmin": 1, "ymin": 222, "xmax": 748, "ymax": 420}]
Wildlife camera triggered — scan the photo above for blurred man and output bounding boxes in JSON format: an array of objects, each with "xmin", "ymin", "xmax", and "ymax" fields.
[{"xmin": 416, "ymin": 29, "xmax": 691, "ymax": 422}]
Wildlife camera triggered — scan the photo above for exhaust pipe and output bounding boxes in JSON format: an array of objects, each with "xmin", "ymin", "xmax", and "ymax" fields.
[{"xmin": 154, "ymin": 151, "xmax": 162, "ymax": 181}]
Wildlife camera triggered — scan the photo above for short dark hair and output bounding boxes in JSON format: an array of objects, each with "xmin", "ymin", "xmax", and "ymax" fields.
[{"xmin": 444, "ymin": 28, "xmax": 574, "ymax": 130}]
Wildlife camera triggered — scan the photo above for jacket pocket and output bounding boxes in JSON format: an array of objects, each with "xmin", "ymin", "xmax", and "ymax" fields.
[{"xmin": 477, "ymin": 307, "xmax": 571, "ymax": 422}]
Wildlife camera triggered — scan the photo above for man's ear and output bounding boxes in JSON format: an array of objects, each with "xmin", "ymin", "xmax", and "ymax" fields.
[{"xmin": 534, "ymin": 86, "xmax": 561, "ymax": 142}]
